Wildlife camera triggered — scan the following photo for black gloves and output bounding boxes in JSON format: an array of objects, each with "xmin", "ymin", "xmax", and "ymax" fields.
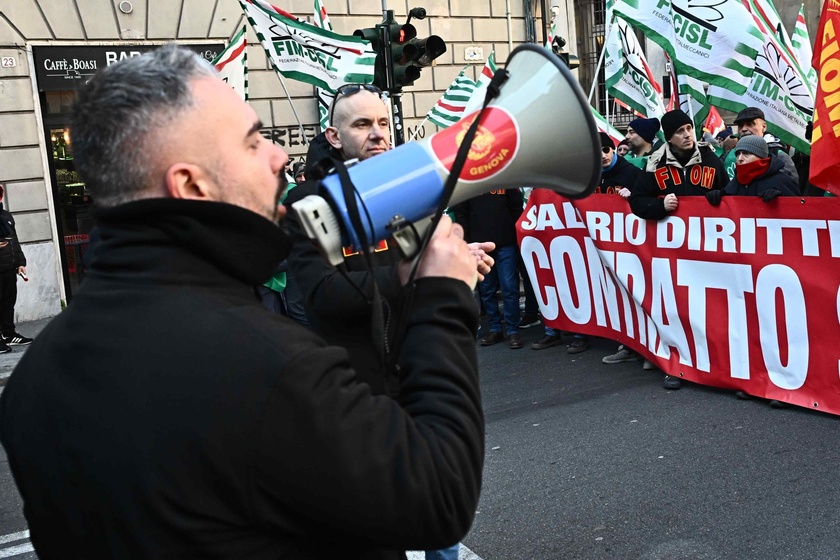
[
  {"xmin": 706, "ymin": 189, "xmax": 724, "ymax": 206},
  {"xmin": 761, "ymin": 188, "xmax": 782, "ymax": 203}
]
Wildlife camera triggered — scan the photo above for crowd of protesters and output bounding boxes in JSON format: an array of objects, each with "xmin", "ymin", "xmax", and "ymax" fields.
[{"xmin": 472, "ymin": 106, "xmax": 812, "ymax": 402}]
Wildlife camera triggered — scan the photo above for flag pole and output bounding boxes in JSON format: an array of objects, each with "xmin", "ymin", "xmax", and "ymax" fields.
[
  {"xmin": 274, "ymin": 70, "xmax": 311, "ymax": 144},
  {"xmin": 408, "ymin": 117, "xmax": 430, "ymax": 142},
  {"xmin": 588, "ymin": 11, "xmax": 615, "ymax": 104}
]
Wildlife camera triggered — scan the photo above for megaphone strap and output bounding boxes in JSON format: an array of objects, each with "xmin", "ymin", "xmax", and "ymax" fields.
[{"xmin": 331, "ymin": 157, "xmax": 391, "ymax": 366}]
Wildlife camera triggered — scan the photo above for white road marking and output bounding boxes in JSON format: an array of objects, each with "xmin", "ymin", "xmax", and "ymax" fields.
[
  {"xmin": 0, "ymin": 533, "xmax": 27, "ymax": 547},
  {"xmin": 407, "ymin": 544, "xmax": 484, "ymax": 559},
  {"xmin": 0, "ymin": 543, "xmax": 34, "ymax": 558}
]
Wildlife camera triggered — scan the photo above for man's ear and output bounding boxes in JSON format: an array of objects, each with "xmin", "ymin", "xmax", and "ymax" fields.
[
  {"xmin": 164, "ymin": 163, "xmax": 217, "ymax": 201},
  {"xmin": 324, "ymin": 126, "xmax": 342, "ymax": 151}
]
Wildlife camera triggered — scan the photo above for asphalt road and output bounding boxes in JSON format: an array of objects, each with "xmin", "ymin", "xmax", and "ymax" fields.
[
  {"xmin": 465, "ymin": 326, "xmax": 840, "ymax": 560},
  {"xmin": 1, "ymin": 320, "xmax": 838, "ymax": 559}
]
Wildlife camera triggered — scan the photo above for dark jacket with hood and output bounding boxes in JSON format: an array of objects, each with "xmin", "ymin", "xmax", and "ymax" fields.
[
  {"xmin": 630, "ymin": 142, "xmax": 728, "ymax": 220},
  {"xmin": 0, "ymin": 198, "xmax": 484, "ymax": 560},
  {"xmin": 0, "ymin": 204, "xmax": 25, "ymax": 272},
  {"xmin": 724, "ymin": 153, "xmax": 800, "ymax": 197}
]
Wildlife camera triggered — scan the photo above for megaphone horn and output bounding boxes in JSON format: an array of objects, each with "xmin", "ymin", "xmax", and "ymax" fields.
[{"xmin": 292, "ymin": 43, "xmax": 601, "ymax": 266}]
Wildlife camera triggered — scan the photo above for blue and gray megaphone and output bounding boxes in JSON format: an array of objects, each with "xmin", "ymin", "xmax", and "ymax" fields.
[{"xmin": 291, "ymin": 44, "xmax": 601, "ymax": 266}]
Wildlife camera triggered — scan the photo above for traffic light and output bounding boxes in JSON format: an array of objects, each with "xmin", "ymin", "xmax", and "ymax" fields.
[
  {"xmin": 355, "ymin": 9, "xmax": 447, "ymax": 92},
  {"xmin": 388, "ymin": 22, "xmax": 421, "ymax": 87},
  {"xmin": 353, "ymin": 24, "xmax": 387, "ymax": 89}
]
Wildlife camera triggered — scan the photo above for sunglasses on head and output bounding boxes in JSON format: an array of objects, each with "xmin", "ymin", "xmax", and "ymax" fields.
[
  {"xmin": 601, "ymin": 146, "xmax": 613, "ymax": 154},
  {"xmin": 328, "ymin": 83, "xmax": 384, "ymax": 126}
]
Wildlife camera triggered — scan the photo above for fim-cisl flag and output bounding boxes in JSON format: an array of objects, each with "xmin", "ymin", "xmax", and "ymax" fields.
[
  {"xmin": 809, "ymin": 0, "xmax": 840, "ymax": 195},
  {"xmin": 463, "ymin": 51, "xmax": 498, "ymax": 115},
  {"xmin": 426, "ymin": 66, "xmax": 477, "ymax": 129},
  {"xmin": 613, "ymin": 0, "xmax": 764, "ymax": 95},
  {"xmin": 314, "ymin": 0, "xmax": 335, "ymax": 132},
  {"xmin": 707, "ymin": 4, "xmax": 813, "ymax": 155},
  {"xmin": 212, "ymin": 26, "xmax": 248, "ymax": 100},
  {"xmin": 743, "ymin": 0, "xmax": 815, "ymax": 100},
  {"xmin": 239, "ymin": 0, "xmax": 375, "ymax": 91},
  {"xmin": 604, "ymin": 16, "xmax": 666, "ymax": 119}
]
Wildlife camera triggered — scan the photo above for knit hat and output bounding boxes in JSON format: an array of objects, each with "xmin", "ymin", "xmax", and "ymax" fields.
[
  {"xmin": 715, "ymin": 128, "xmax": 733, "ymax": 141},
  {"xmin": 661, "ymin": 109, "xmax": 693, "ymax": 141},
  {"xmin": 599, "ymin": 131, "xmax": 615, "ymax": 149},
  {"xmin": 627, "ymin": 117, "xmax": 660, "ymax": 143},
  {"xmin": 735, "ymin": 135, "xmax": 769, "ymax": 158}
]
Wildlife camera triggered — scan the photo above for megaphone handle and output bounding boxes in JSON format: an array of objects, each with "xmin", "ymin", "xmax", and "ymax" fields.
[{"xmin": 390, "ymin": 216, "xmax": 433, "ymax": 261}]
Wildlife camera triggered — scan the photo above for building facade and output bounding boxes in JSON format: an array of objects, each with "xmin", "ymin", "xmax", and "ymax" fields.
[
  {"xmin": 0, "ymin": 0, "xmax": 546, "ymax": 321},
  {"xmin": 0, "ymin": 0, "xmax": 820, "ymax": 322}
]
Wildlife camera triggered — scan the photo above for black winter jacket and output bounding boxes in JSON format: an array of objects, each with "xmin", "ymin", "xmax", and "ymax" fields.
[
  {"xmin": 451, "ymin": 189, "xmax": 523, "ymax": 248},
  {"xmin": 0, "ymin": 206, "xmax": 25, "ymax": 272},
  {"xmin": 0, "ymin": 199, "xmax": 484, "ymax": 560},
  {"xmin": 284, "ymin": 180, "xmax": 404, "ymax": 396},
  {"xmin": 630, "ymin": 143, "xmax": 728, "ymax": 220},
  {"xmin": 596, "ymin": 156, "xmax": 641, "ymax": 194},
  {"xmin": 724, "ymin": 154, "xmax": 801, "ymax": 198}
]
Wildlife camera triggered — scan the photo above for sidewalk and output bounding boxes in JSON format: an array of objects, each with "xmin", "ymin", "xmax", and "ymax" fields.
[{"xmin": 0, "ymin": 316, "xmax": 55, "ymax": 385}]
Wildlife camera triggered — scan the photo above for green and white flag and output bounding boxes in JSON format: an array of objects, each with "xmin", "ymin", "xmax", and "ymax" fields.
[
  {"xmin": 665, "ymin": 53, "xmax": 709, "ymax": 130},
  {"xmin": 463, "ymin": 51, "xmax": 498, "ymax": 115},
  {"xmin": 612, "ymin": 0, "xmax": 764, "ymax": 95},
  {"xmin": 426, "ymin": 66, "xmax": 477, "ymax": 129},
  {"xmin": 707, "ymin": 36, "xmax": 813, "ymax": 154},
  {"xmin": 791, "ymin": 4, "xmax": 818, "ymax": 93},
  {"xmin": 212, "ymin": 26, "xmax": 248, "ymax": 101},
  {"xmin": 590, "ymin": 106, "xmax": 625, "ymax": 146},
  {"xmin": 677, "ymin": 74, "xmax": 709, "ymax": 131},
  {"xmin": 313, "ymin": 0, "xmax": 336, "ymax": 131},
  {"xmin": 604, "ymin": 17, "xmax": 666, "ymax": 119},
  {"xmin": 239, "ymin": 0, "xmax": 375, "ymax": 91},
  {"xmin": 743, "ymin": 0, "xmax": 815, "ymax": 99}
]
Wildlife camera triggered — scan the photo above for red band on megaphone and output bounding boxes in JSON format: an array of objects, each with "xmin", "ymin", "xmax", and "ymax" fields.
[{"xmin": 430, "ymin": 106, "xmax": 521, "ymax": 183}]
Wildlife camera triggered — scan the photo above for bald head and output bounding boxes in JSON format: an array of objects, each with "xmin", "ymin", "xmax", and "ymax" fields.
[{"xmin": 326, "ymin": 90, "xmax": 391, "ymax": 161}]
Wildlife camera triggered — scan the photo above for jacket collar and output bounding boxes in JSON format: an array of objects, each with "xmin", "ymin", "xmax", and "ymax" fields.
[{"xmin": 92, "ymin": 198, "xmax": 291, "ymax": 286}]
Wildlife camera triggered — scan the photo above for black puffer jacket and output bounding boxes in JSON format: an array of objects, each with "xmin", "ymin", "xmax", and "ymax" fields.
[
  {"xmin": 0, "ymin": 205, "xmax": 26, "ymax": 272},
  {"xmin": 724, "ymin": 153, "xmax": 801, "ymax": 197}
]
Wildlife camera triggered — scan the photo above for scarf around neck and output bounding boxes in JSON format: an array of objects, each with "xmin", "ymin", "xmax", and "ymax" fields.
[{"xmin": 735, "ymin": 157, "xmax": 771, "ymax": 185}]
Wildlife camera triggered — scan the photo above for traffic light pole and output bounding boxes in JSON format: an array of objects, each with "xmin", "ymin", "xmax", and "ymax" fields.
[{"xmin": 379, "ymin": 11, "xmax": 406, "ymax": 145}]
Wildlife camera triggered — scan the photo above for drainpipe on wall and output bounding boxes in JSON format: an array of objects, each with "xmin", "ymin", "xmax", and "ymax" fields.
[{"xmin": 506, "ymin": 0, "xmax": 514, "ymax": 55}]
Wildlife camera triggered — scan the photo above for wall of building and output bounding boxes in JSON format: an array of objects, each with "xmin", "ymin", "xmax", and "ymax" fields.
[{"xmin": 0, "ymin": 0, "xmax": 544, "ymax": 323}]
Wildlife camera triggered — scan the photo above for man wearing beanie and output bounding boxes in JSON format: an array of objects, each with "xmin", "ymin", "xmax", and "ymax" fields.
[
  {"xmin": 624, "ymin": 117, "xmax": 662, "ymax": 170},
  {"xmin": 629, "ymin": 109, "xmax": 727, "ymax": 390},
  {"xmin": 733, "ymin": 106, "xmax": 798, "ymax": 182},
  {"xmin": 596, "ymin": 132, "xmax": 640, "ymax": 196},
  {"xmin": 706, "ymin": 135, "xmax": 798, "ymax": 204}
]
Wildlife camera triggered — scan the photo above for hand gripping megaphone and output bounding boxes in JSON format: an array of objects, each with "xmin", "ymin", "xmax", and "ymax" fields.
[{"xmin": 292, "ymin": 43, "xmax": 601, "ymax": 266}]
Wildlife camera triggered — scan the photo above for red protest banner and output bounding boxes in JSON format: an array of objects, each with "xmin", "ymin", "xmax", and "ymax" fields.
[{"xmin": 518, "ymin": 190, "xmax": 840, "ymax": 414}]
